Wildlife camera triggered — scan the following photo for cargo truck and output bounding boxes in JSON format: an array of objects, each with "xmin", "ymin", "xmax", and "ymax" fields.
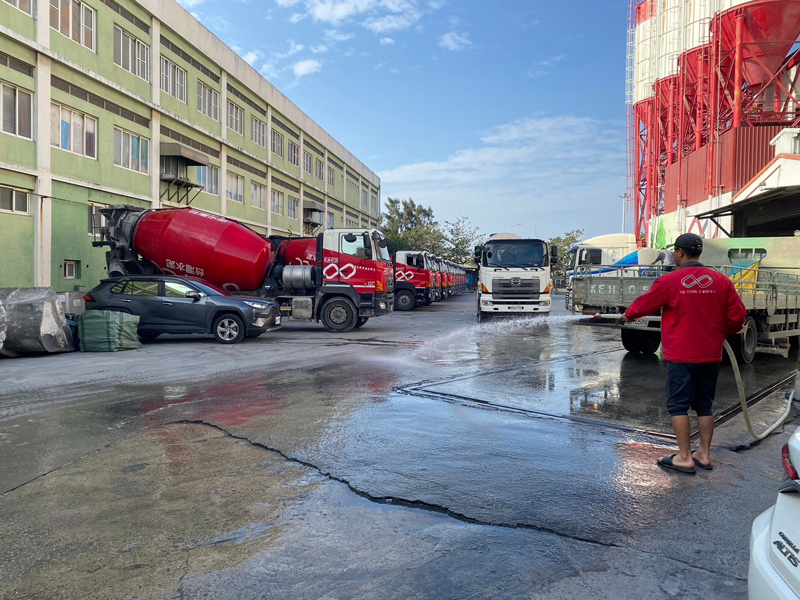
[
  {"xmin": 393, "ymin": 250, "xmax": 434, "ymax": 311},
  {"xmin": 474, "ymin": 233, "xmax": 557, "ymax": 320},
  {"xmin": 94, "ymin": 205, "xmax": 394, "ymax": 333},
  {"xmin": 570, "ymin": 236, "xmax": 800, "ymax": 363}
]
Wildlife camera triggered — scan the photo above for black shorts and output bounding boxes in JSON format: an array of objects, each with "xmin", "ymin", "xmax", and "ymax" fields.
[{"xmin": 666, "ymin": 362, "xmax": 720, "ymax": 417}]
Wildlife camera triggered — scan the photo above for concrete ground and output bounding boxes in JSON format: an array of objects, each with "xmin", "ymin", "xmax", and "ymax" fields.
[{"xmin": 0, "ymin": 295, "xmax": 798, "ymax": 599}]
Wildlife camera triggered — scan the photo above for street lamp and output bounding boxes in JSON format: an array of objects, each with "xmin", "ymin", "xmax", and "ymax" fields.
[{"xmin": 619, "ymin": 193, "xmax": 629, "ymax": 233}]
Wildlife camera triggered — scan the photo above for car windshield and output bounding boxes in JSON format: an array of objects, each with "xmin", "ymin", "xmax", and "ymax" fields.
[{"xmin": 483, "ymin": 241, "xmax": 547, "ymax": 268}]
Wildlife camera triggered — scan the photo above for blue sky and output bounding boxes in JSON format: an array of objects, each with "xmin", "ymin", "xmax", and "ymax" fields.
[{"xmin": 178, "ymin": 0, "xmax": 631, "ymax": 240}]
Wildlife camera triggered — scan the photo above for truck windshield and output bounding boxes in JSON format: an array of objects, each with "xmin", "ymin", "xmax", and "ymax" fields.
[{"xmin": 483, "ymin": 241, "xmax": 547, "ymax": 268}]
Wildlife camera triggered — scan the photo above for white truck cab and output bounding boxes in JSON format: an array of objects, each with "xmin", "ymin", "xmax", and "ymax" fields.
[{"xmin": 474, "ymin": 233, "xmax": 556, "ymax": 320}]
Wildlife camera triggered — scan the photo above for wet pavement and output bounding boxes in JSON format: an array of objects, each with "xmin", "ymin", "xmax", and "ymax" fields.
[{"xmin": 0, "ymin": 295, "xmax": 798, "ymax": 599}]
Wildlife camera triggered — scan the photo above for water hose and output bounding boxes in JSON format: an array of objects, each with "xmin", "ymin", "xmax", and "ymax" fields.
[
  {"xmin": 594, "ymin": 314, "xmax": 795, "ymax": 440},
  {"xmin": 722, "ymin": 339, "xmax": 794, "ymax": 440}
]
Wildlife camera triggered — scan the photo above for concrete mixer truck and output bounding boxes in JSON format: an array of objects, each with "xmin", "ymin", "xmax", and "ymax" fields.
[{"xmin": 93, "ymin": 205, "xmax": 394, "ymax": 333}]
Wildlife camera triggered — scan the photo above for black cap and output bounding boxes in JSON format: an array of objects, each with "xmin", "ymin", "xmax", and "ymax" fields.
[{"xmin": 674, "ymin": 233, "xmax": 703, "ymax": 255}]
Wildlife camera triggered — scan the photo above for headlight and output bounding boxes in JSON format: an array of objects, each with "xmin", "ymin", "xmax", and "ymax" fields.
[{"xmin": 243, "ymin": 300, "xmax": 268, "ymax": 309}]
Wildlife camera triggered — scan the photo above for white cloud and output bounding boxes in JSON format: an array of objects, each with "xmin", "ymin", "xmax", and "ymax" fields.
[
  {"xmin": 377, "ymin": 115, "xmax": 626, "ymax": 238},
  {"xmin": 379, "ymin": 37, "xmax": 395, "ymax": 45},
  {"xmin": 308, "ymin": 0, "xmax": 376, "ymax": 24},
  {"xmin": 275, "ymin": 0, "xmax": 302, "ymax": 6},
  {"xmin": 241, "ymin": 50, "xmax": 262, "ymax": 65},
  {"xmin": 177, "ymin": 0, "xmax": 205, "ymax": 8},
  {"xmin": 289, "ymin": 12, "xmax": 307, "ymax": 22},
  {"xmin": 292, "ymin": 58, "xmax": 323, "ymax": 77},
  {"xmin": 526, "ymin": 54, "xmax": 566, "ymax": 78},
  {"xmin": 325, "ymin": 29, "xmax": 355, "ymax": 42},
  {"xmin": 438, "ymin": 31, "xmax": 471, "ymax": 51},
  {"xmin": 311, "ymin": 44, "xmax": 329, "ymax": 53}
]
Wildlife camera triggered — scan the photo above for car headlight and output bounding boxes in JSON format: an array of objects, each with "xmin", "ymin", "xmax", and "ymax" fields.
[{"xmin": 243, "ymin": 300, "xmax": 268, "ymax": 310}]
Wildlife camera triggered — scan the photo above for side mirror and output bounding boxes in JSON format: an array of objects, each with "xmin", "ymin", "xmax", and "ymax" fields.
[
  {"xmin": 344, "ymin": 233, "xmax": 357, "ymax": 243},
  {"xmin": 474, "ymin": 245, "xmax": 483, "ymax": 261},
  {"xmin": 378, "ymin": 239, "xmax": 388, "ymax": 248},
  {"xmin": 185, "ymin": 291, "xmax": 201, "ymax": 301},
  {"xmin": 550, "ymin": 246, "xmax": 558, "ymax": 260}
]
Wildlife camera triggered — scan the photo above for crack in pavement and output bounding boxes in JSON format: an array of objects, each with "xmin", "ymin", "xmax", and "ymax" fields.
[
  {"xmin": 167, "ymin": 419, "xmax": 746, "ymax": 582},
  {"xmin": 1, "ymin": 435, "xmax": 130, "ymax": 496}
]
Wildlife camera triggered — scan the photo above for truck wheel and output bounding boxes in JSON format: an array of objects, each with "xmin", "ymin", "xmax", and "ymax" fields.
[
  {"xmin": 353, "ymin": 316, "xmax": 369, "ymax": 329},
  {"xmin": 394, "ymin": 290, "xmax": 416, "ymax": 311},
  {"xmin": 214, "ymin": 314, "xmax": 245, "ymax": 344},
  {"xmin": 621, "ymin": 329, "xmax": 660, "ymax": 354},
  {"xmin": 320, "ymin": 298, "xmax": 358, "ymax": 333},
  {"xmin": 730, "ymin": 316, "xmax": 757, "ymax": 364},
  {"xmin": 621, "ymin": 328, "xmax": 642, "ymax": 353}
]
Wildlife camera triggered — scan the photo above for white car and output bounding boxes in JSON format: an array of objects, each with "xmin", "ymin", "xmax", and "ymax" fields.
[{"xmin": 748, "ymin": 372, "xmax": 800, "ymax": 599}]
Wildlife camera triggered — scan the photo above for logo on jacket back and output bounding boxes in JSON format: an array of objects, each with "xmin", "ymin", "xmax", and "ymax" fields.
[{"xmin": 681, "ymin": 274, "xmax": 713, "ymax": 289}]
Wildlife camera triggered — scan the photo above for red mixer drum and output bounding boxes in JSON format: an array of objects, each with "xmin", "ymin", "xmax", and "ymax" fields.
[{"xmin": 133, "ymin": 208, "xmax": 275, "ymax": 292}]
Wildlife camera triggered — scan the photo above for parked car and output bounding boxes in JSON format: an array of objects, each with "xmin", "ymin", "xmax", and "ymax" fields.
[
  {"xmin": 84, "ymin": 275, "xmax": 281, "ymax": 344},
  {"xmin": 748, "ymin": 366, "xmax": 800, "ymax": 600}
]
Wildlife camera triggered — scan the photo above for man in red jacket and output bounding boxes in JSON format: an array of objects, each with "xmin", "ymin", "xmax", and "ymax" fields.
[{"xmin": 621, "ymin": 233, "xmax": 747, "ymax": 474}]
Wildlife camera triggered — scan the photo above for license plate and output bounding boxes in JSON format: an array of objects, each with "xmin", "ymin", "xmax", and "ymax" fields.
[{"xmin": 508, "ymin": 306, "xmax": 525, "ymax": 311}]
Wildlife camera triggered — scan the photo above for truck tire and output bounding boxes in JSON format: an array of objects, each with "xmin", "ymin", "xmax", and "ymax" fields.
[
  {"xmin": 320, "ymin": 297, "xmax": 358, "ymax": 333},
  {"xmin": 394, "ymin": 290, "xmax": 416, "ymax": 312},
  {"xmin": 730, "ymin": 316, "xmax": 757, "ymax": 364},
  {"xmin": 213, "ymin": 314, "xmax": 245, "ymax": 344},
  {"xmin": 353, "ymin": 316, "xmax": 369, "ymax": 329}
]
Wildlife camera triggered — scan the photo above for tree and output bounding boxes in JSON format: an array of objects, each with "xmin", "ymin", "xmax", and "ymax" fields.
[
  {"xmin": 381, "ymin": 198, "xmax": 436, "ymax": 235},
  {"xmin": 441, "ymin": 216, "xmax": 485, "ymax": 265},
  {"xmin": 547, "ymin": 228, "xmax": 584, "ymax": 283}
]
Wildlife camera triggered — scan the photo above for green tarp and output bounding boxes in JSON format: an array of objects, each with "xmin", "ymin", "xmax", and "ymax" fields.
[{"xmin": 78, "ymin": 311, "xmax": 141, "ymax": 352}]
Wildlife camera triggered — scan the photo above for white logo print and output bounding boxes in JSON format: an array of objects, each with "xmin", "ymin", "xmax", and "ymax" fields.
[
  {"xmin": 396, "ymin": 271, "xmax": 415, "ymax": 281},
  {"xmin": 323, "ymin": 263, "xmax": 357, "ymax": 280},
  {"xmin": 682, "ymin": 274, "xmax": 713, "ymax": 289}
]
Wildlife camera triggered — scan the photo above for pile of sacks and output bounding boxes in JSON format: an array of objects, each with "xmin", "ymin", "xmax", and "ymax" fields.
[{"xmin": 0, "ymin": 288, "xmax": 75, "ymax": 358}]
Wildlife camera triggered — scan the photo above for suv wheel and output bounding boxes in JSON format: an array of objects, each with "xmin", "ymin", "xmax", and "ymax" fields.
[{"xmin": 214, "ymin": 314, "xmax": 245, "ymax": 344}]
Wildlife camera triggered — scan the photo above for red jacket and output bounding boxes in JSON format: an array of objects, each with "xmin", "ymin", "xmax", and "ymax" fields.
[{"xmin": 624, "ymin": 263, "xmax": 747, "ymax": 363}]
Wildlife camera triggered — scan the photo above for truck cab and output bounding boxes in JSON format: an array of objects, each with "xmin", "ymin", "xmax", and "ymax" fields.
[
  {"xmin": 394, "ymin": 250, "xmax": 432, "ymax": 311},
  {"xmin": 475, "ymin": 233, "xmax": 556, "ymax": 320}
]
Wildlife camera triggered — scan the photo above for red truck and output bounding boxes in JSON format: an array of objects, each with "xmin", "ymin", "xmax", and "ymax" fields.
[
  {"xmin": 393, "ymin": 250, "xmax": 435, "ymax": 311},
  {"xmin": 95, "ymin": 206, "xmax": 394, "ymax": 332}
]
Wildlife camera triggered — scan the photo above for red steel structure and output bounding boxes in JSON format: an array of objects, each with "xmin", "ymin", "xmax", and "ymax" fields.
[{"xmin": 629, "ymin": 0, "xmax": 800, "ymax": 244}]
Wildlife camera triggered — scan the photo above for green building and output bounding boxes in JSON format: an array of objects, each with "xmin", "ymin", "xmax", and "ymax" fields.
[{"xmin": 0, "ymin": 0, "xmax": 382, "ymax": 294}]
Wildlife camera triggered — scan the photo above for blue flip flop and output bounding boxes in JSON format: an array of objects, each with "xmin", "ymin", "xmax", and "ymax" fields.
[
  {"xmin": 657, "ymin": 454, "xmax": 696, "ymax": 475},
  {"xmin": 692, "ymin": 453, "xmax": 714, "ymax": 471}
]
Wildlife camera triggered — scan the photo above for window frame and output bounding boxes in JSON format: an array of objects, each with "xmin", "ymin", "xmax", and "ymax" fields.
[
  {"xmin": 113, "ymin": 26, "xmax": 150, "ymax": 81},
  {"xmin": 251, "ymin": 182, "xmax": 267, "ymax": 210},
  {"xmin": 271, "ymin": 189, "xmax": 284, "ymax": 215},
  {"xmin": 196, "ymin": 165, "xmax": 219, "ymax": 195},
  {"xmin": 251, "ymin": 116, "xmax": 267, "ymax": 149},
  {"xmin": 63, "ymin": 260, "xmax": 78, "ymax": 280},
  {"xmin": 50, "ymin": 101, "xmax": 97, "ymax": 158},
  {"xmin": 160, "ymin": 55, "xmax": 187, "ymax": 102},
  {"xmin": 314, "ymin": 158, "xmax": 324, "ymax": 181},
  {"xmin": 287, "ymin": 196, "xmax": 299, "ymax": 219},
  {"xmin": 226, "ymin": 173, "xmax": 244, "ymax": 204},
  {"xmin": 4, "ymin": 0, "xmax": 31, "ymax": 14},
  {"xmin": 49, "ymin": 0, "xmax": 95, "ymax": 51},
  {"xmin": 287, "ymin": 140, "xmax": 299, "ymax": 166},
  {"xmin": 327, "ymin": 166, "xmax": 334, "ymax": 187},
  {"xmin": 0, "ymin": 186, "xmax": 30, "ymax": 215},
  {"xmin": 197, "ymin": 80, "xmax": 219, "ymax": 120},
  {"xmin": 303, "ymin": 150, "xmax": 313, "ymax": 174},
  {"xmin": 227, "ymin": 100, "xmax": 244, "ymax": 136},
  {"xmin": 113, "ymin": 126, "xmax": 150, "ymax": 174},
  {"xmin": 327, "ymin": 211, "xmax": 334, "ymax": 229},
  {"xmin": 271, "ymin": 128, "xmax": 284, "ymax": 158},
  {"xmin": 1, "ymin": 82, "xmax": 33, "ymax": 140}
]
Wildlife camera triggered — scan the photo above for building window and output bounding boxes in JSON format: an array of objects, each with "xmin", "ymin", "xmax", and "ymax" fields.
[
  {"xmin": 271, "ymin": 189, "xmax": 284, "ymax": 215},
  {"xmin": 361, "ymin": 189, "xmax": 368, "ymax": 208},
  {"xmin": 315, "ymin": 159, "xmax": 324, "ymax": 181},
  {"xmin": 49, "ymin": 0, "xmax": 95, "ymax": 51},
  {"xmin": 63, "ymin": 260, "xmax": 78, "ymax": 280},
  {"xmin": 271, "ymin": 129, "xmax": 284, "ymax": 158},
  {"xmin": 197, "ymin": 80, "xmax": 219, "ymax": 120},
  {"xmin": 226, "ymin": 173, "xmax": 244, "ymax": 203},
  {"xmin": 227, "ymin": 101, "xmax": 243, "ymax": 135},
  {"xmin": 327, "ymin": 211, "xmax": 334, "ymax": 229},
  {"xmin": 160, "ymin": 56, "xmax": 186, "ymax": 102},
  {"xmin": 0, "ymin": 187, "xmax": 29, "ymax": 214},
  {"xmin": 288, "ymin": 140, "xmax": 299, "ymax": 166},
  {"xmin": 4, "ymin": 0, "xmax": 31, "ymax": 14},
  {"xmin": 327, "ymin": 166, "xmax": 334, "ymax": 187},
  {"xmin": 2, "ymin": 82, "xmax": 32, "ymax": 139},
  {"xmin": 50, "ymin": 102, "xmax": 96, "ymax": 158},
  {"xmin": 113, "ymin": 26, "xmax": 150, "ymax": 81},
  {"xmin": 251, "ymin": 182, "xmax": 267, "ymax": 209},
  {"xmin": 251, "ymin": 116, "xmax": 267, "ymax": 149},
  {"xmin": 196, "ymin": 165, "xmax": 219, "ymax": 194},
  {"xmin": 160, "ymin": 156, "xmax": 187, "ymax": 179},
  {"xmin": 371, "ymin": 195, "xmax": 378, "ymax": 214},
  {"xmin": 88, "ymin": 204, "xmax": 107, "ymax": 234},
  {"xmin": 288, "ymin": 197, "xmax": 299, "ymax": 219},
  {"xmin": 303, "ymin": 151, "xmax": 312, "ymax": 174},
  {"xmin": 113, "ymin": 127, "xmax": 149, "ymax": 173}
]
